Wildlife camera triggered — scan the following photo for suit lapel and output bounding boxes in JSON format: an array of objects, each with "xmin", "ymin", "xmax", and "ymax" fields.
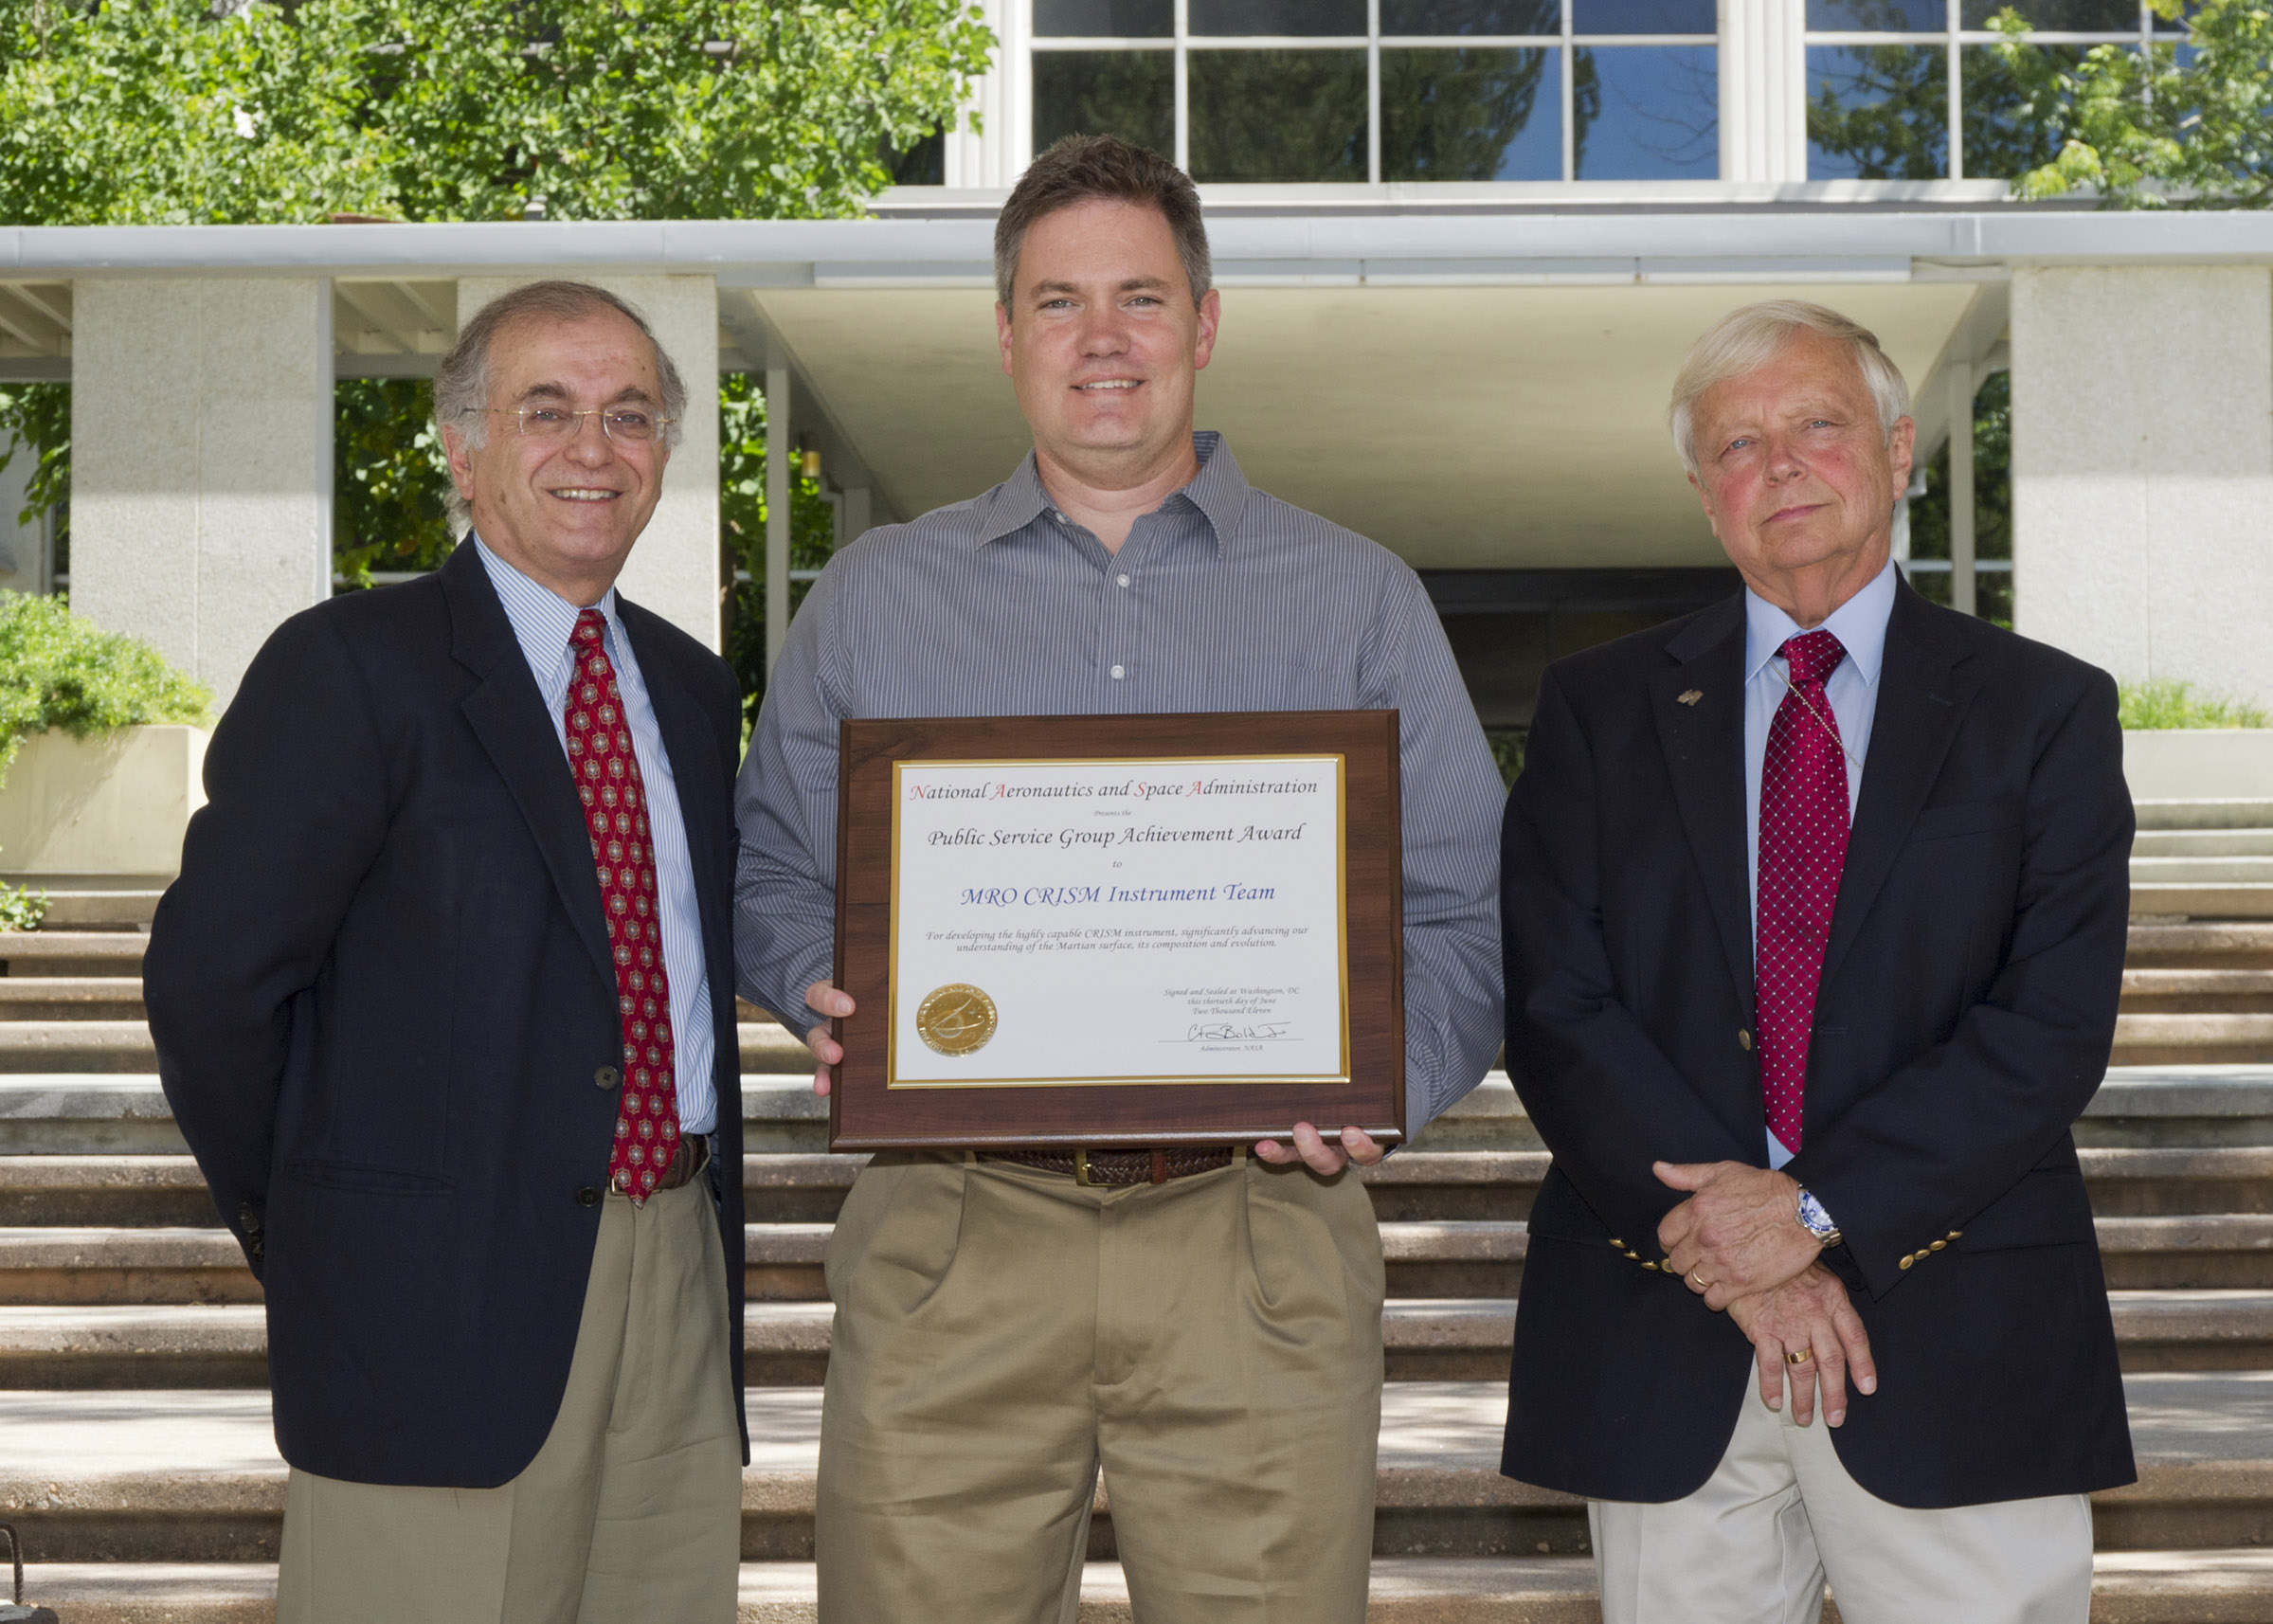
[
  {"xmin": 1820, "ymin": 582, "xmax": 1975, "ymax": 993},
  {"xmin": 442, "ymin": 543, "xmax": 617, "ymax": 991},
  {"xmin": 1650, "ymin": 597, "xmax": 1756, "ymax": 1024},
  {"xmin": 621, "ymin": 604, "xmax": 733, "ymax": 993}
]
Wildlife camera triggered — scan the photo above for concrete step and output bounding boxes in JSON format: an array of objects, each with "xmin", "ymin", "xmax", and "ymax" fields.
[
  {"xmin": 3, "ymin": 1376, "xmax": 2270, "ymax": 1566},
  {"xmin": 2132, "ymin": 885, "xmax": 2273, "ymax": 922},
  {"xmin": 31, "ymin": 892, "xmax": 165, "ymax": 930},
  {"xmin": 0, "ymin": 978, "xmax": 145, "ymax": 1020},
  {"xmin": 0, "ymin": 931, "xmax": 149, "ymax": 978},
  {"xmin": 2113, "ymin": 1014, "xmax": 2273, "ymax": 1066},
  {"xmin": 16, "ymin": 1207, "xmax": 2273, "ymax": 1308},
  {"xmin": 2128, "ymin": 922, "xmax": 2273, "ymax": 970},
  {"xmin": 0, "ymin": 1021, "xmax": 810, "ymax": 1077},
  {"xmin": 2135, "ymin": 858, "xmax": 2273, "ymax": 887},
  {"xmin": 2121, "ymin": 971, "xmax": 2273, "ymax": 1017},
  {"xmin": 26, "ymin": 1553, "xmax": 2273, "ymax": 1624},
  {"xmin": 5, "ymin": 1288, "xmax": 2271, "ymax": 1389},
  {"xmin": 2138, "ymin": 799, "xmax": 2273, "ymax": 833},
  {"xmin": 2136, "ymin": 829, "xmax": 2273, "ymax": 858}
]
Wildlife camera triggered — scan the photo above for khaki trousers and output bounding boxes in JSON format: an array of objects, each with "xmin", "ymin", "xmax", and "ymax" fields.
[
  {"xmin": 277, "ymin": 1174, "xmax": 744, "ymax": 1624},
  {"xmin": 815, "ymin": 1150, "xmax": 1386, "ymax": 1624},
  {"xmin": 1591, "ymin": 1366, "xmax": 2092, "ymax": 1624}
]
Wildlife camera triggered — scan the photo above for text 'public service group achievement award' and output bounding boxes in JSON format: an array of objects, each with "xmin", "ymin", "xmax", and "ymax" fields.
[{"xmin": 830, "ymin": 712, "xmax": 1404, "ymax": 1151}]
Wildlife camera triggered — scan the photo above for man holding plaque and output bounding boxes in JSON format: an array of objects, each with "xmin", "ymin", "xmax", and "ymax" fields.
[
  {"xmin": 735, "ymin": 135, "xmax": 1505, "ymax": 1621},
  {"xmin": 1499, "ymin": 301, "xmax": 2133, "ymax": 1620}
]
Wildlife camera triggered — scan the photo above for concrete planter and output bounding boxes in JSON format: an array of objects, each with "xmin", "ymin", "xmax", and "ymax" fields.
[
  {"xmin": 0, "ymin": 724, "xmax": 208, "ymax": 879},
  {"xmin": 2123, "ymin": 730, "xmax": 2273, "ymax": 804}
]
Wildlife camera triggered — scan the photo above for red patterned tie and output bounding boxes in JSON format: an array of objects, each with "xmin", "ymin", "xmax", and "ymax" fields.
[
  {"xmin": 565, "ymin": 609, "xmax": 680, "ymax": 1201},
  {"xmin": 1757, "ymin": 629, "xmax": 1850, "ymax": 1154}
]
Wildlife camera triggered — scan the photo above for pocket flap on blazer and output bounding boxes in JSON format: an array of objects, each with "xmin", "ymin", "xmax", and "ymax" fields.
[
  {"xmin": 1951, "ymin": 1167, "xmax": 2095, "ymax": 1252},
  {"xmin": 1906, "ymin": 798, "xmax": 2025, "ymax": 844},
  {"xmin": 283, "ymin": 1160, "xmax": 453, "ymax": 1196}
]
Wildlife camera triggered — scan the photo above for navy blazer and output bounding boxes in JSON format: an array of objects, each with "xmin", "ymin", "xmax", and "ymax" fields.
[
  {"xmin": 1500, "ymin": 580, "xmax": 2136, "ymax": 1508},
  {"xmin": 147, "ymin": 539, "xmax": 748, "ymax": 1487}
]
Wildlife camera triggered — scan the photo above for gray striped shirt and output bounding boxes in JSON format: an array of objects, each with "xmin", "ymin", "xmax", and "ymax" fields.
[
  {"xmin": 472, "ymin": 535, "xmax": 718, "ymax": 1135},
  {"xmin": 732, "ymin": 433, "xmax": 1504, "ymax": 1129}
]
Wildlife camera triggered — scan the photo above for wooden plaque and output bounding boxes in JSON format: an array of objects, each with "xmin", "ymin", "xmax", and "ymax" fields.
[{"xmin": 829, "ymin": 711, "xmax": 1404, "ymax": 1151}]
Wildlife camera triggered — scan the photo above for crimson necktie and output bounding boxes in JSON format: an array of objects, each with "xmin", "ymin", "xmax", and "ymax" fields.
[
  {"xmin": 1757, "ymin": 629, "xmax": 1850, "ymax": 1153},
  {"xmin": 566, "ymin": 609, "xmax": 680, "ymax": 1201}
]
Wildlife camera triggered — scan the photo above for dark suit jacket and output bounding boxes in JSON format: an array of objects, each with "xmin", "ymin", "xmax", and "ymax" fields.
[
  {"xmin": 1500, "ymin": 580, "xmax": 2136, "ymax": 1508},
  {"xmin": 146, "ymin": 539, "xmax": 748, "ymax": 1488}
]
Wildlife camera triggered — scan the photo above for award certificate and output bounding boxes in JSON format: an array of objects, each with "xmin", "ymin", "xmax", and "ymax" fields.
[
  {"xmin": 888, "ymin": 755, "xmax": 1348, "ymax": 1088},
  {"xmin": 828, "ymin": 711, "xmax": 1403, "ymax": 1151}
]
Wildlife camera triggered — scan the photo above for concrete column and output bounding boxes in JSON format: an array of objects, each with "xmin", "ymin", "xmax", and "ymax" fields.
[
  {"xmin": 765, "ymin": 364, "xmax": 790, "ymax": 676},
  {"xmin": 456, "ymin": 276, "xmax": 720, "ymax": 651},
  {"xmin": 1720, "ymin": 0, "xmax": 1808, "ymax": 184},
  {"xmin": 1948, "ymin": 359, "xmax": 1975, "ymax": 617},
  {"xmin": 844, "ymin": 485, "xmax": 873, "ymax": 543},
  {"xmin": 2012, "ymin": 264, "xmax": 2273, "ymax": 705},
  {"xmin": 71, "ymin": 278, "xmax": 334, "ymax": 709},
  {"xmin": 942, "ymin": 0, "xmax": 1027, "ymax": 188}
]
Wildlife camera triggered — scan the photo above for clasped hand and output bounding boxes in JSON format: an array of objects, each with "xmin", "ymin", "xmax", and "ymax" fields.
[
  {"xmin": 1656, "ymin": 1160, "xmax": 1876, "ymax": 1427},
  {"xmin": 798, "ymin": 983, "xmax": 1382, "ymax": 1175}
]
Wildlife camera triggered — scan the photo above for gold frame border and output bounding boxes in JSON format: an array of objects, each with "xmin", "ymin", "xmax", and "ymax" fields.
[{"xmin": 887, "ymin": 752, "xmax": 1352, "ymax": 1090}]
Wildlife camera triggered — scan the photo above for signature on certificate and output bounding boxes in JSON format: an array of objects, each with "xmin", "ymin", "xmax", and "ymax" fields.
[{"xmin": 1173, "ymin": 1021, "xmax": 1295, "ymax": 1042}]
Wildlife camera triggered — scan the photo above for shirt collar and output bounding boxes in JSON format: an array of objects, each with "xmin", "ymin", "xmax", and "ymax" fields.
[
  {"xmin": 470, "ymin": 532, "xmax": 621, "ymax": 678},
  {"xmin": 1742, "ymin": 555, "xmax": 1898, "ymax": 688},
  {"xmin": 973, "ymin": 431, "xmax": 1250, "ymax": 552}
]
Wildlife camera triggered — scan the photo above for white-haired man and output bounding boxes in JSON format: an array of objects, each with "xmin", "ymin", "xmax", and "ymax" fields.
[{"xmin": 1498, "ymin": 299, "xmax": 2135, "ymax": 1621}]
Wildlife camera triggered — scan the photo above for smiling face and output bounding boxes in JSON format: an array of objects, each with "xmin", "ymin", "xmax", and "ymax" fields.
[
  {"xmin": 442, "ymin": 307, "xmax": 672, "ymax": 606},
  {"xmin": 996, "ymin": 196, "xmax": 1219, "ymax": 485},
  {"xmin": 1687, "ymin": 328, "xmax": 1915, "ymax": 623}
]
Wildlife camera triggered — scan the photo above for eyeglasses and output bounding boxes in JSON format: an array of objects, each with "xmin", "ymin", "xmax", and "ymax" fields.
[{"xmin": 485, "ymin": 406, "xmax": 671, "ymax": 444}]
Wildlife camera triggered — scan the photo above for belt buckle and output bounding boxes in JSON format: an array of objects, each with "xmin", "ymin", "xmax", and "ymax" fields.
[{"xmin": 1073, "ymin": 1148, "xmax": 1093, "ymax": 1187}]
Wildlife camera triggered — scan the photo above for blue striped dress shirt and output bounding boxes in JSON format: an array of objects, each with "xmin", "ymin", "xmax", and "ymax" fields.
[
  {"xmin": 473, "ymin": 535, "xmax": 718, "ymax": 1134},
  {"xmin": 732, "ymin": 433, "xmax": 1505, "ymax": 1131}
]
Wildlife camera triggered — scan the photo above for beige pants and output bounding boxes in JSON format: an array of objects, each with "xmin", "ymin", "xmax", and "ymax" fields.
[
  {"xmin": 1591, "ymin": 1366, "xmax": 2093, "ymax": 1624},
  {"xmin": 816, "ymin": 1150, "xmax": 1386, "ymax": 1624},
  {"xmin": 276, "ymin": 1175, "xmax": 744, "ymax": 1624}
]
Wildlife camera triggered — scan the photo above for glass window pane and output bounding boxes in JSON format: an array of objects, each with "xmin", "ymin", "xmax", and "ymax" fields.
[
  {"xmin": 1807, "ymin": 0, "xmax": 1945, "ymax": 28},
  {"xmin": 1959, "ymin": 0, "xmax": 2138, "ymax": 27},
  {"xmin": 1382, "ymin": 48, "xmax": 1562, "ymax": 179},
  {"xmin": 1381, "ymin": 0, "xmax": 1561, "ymax": 32},
  {"xmin": 1960, "ymin": 43, "xmax": 2081, "ymax": 178},
  {"xmin": 1033, "ymin": 51, "xmax": 1176, "ymax": 159},
  {"xmin": 1190, "ymin": 0, "xmax": 1365, "ymax": 34},
  {"xmin": 1806, "ymin": 44, "xmax": 1949, "ymax": 177},
  {"xmin": 1033, "ymin": 0, "xmax": 1173, "ymax": 35},
  {"xmin": 1573, "ymin": 45, "xmax": 1719, "ymax": 177},
  {"xmin": 1572, "ymin": 0, "xmax": 1715, "ymax": 34},
  {"xmin": 1189, "ymin": 50, "xmax": 1369, "ymax": 181}
]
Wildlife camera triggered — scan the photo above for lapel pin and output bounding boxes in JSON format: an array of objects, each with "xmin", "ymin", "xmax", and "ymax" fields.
[{"xmin": 1677, "ymin": 689, "xmax": 1704, "ymax": 707}]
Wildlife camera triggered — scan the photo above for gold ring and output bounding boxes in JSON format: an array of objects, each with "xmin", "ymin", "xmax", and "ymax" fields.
[
  {"xmin": 1786, "ymin": 1348, "xmax": 1813, "ymax": 1364},
  {"xmin": 1690, "ymin": 1269, "xmax": 1712, "ymax": 1289}
]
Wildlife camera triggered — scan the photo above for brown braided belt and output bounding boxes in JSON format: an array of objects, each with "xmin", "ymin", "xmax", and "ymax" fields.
[{"xmin": 980, "ymin": 1147, "xmax": 1237, "ymax": 1187}]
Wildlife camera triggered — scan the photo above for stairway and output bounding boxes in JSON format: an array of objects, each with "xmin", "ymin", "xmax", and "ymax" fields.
[{"xmin": 7, "ymin": 859, "xmax": 2273, "ymax": 1622}]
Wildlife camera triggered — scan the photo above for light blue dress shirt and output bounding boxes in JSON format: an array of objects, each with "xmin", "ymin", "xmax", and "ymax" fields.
[
  {"xmin": 1743, "ymin": 556, "xmax": 1897, "ymax": 1167},
  {"xmin": 473, "ymin": 536, "xmax": 717, "ymax": 1135}
]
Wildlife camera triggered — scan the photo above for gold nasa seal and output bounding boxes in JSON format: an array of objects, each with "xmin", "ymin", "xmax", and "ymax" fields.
[{"xmin": 916, "ymin": 983, "xmax": 998, "ymax": 1056}]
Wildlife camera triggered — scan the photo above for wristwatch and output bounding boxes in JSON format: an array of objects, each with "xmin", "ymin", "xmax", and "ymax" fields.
[{"xmin": 1795, "ymin": 1188, "xmax": 1842, "ymax": 1248}]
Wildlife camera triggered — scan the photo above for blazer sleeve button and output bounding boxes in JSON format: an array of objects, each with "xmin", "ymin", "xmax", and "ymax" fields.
[
  {"xmin": 575, "ymin": 1186, "xmax": 604, "ymax": 1207},
  {"xmin": 595, "ymin": 1066, "xmax": 621, "ymax": 1090},
  {"xmin": 1930, "ymin": 1239, "xmax": 1946, "ymax": 1251},
  {"xmin": 236, "ymin": 1203, "xmax": 262, "ymax": 1235},
  {"xmin": 1898, "ymin": 1254, "xmax": 1914, "ymax": 1271}
]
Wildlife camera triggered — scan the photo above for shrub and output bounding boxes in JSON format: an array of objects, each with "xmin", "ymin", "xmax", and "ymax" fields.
[
  {"xmin": 0, "ymin": 594, "xmax": 212, "ymax": 929},
  {"xmin": 2119, "ymin": 678, "xmax": 2270, "ymax": 731}
]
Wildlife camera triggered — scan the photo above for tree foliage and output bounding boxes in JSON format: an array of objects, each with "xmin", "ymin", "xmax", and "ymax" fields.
[
  {"xmin": 1996, "ymin": 0, "xmax": 2273, "ymax": 208},
  {"xmin": 719, "ymin": 372, "xmax": 836, "ymax": 725},
  {"xmin": 0, "ymin": 0, "xmax": 991, "ymax": 224}
]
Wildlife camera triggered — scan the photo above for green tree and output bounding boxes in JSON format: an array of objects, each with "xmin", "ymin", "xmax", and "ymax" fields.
[
  {"xmin": 1906, "ymin": 370, "xmax": 2013, "ymax": 626},
  {"xmin": 719, "ymin": 373, "xmax": 838, "ymax": 728},
  {"xmin": 334, "ymin": 378, "xmax": 455, "ymax": 588},
  {"xmin": 1996, "ymin": 0, "xmax": 2273, "ymax": 208}
]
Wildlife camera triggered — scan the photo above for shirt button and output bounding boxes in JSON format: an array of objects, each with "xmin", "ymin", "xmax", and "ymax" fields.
[
  {"xmin": 1116, "ymin": 574, "xmax": 1131, "ymax": 588},
  {"xmin": 1109, "ymin": 664, "xmax": 1126, "ymax": 680},
  {"xmin": 1053, "ymin": 510, "xmax": 1067, "ymax": 524}
]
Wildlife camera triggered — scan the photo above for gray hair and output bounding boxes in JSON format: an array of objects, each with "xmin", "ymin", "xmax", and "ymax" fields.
[
  {"xmin": 1668, "ymin": 299, "xmax": 1911, "ymax": 478},
  {"xmin": 434, "ymin": 280, "xmax": 689, "ymax": 531}
]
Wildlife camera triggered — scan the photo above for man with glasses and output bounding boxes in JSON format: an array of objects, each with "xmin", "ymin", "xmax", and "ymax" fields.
[{"xmin": 147, "ymin": 280, "xmax": 749, "ymax": 1622}]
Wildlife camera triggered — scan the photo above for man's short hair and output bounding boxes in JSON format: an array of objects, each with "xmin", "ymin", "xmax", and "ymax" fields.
[
  {"xmin": 1668, "ymin": 299, "xmax": 1912, "ymax": 478},
  {"xmin": 434, "ymin": 280, "xmax": 689, "ymax": 530},
  {"xmin": 994, "ymin": 135, "xmax": 1213, "ymax": 311}
]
